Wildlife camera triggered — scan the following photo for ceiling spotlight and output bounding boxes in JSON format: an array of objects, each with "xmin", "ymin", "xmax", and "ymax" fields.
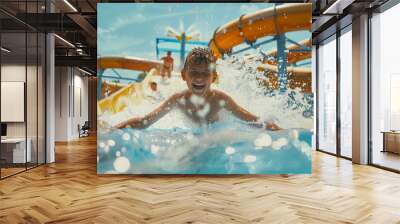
[
  {"xmin": 1, "ymin": 47, "xmax": 11, "ymax": 53},
  {"xmin": 78, "ymin": 67, "xmax": 92, "ymax": 76},
  {"xmin": 54, "ymin": 34, "xmax": 75, "ymax": 48},
  {"xmin": 322, "ymin": 0, "xmax": 354, "ymax": 15},
  {"xmin": 63, "ymin": 0, "xmax": 78, "ymax": 12}
]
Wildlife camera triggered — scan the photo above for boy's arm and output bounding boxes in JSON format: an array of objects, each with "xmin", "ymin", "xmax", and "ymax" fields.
[
  {"xmin": 219, "ymin": 91, "xmax": 282, "ymax": 131},
  {"xmin": 114, "ymin": 93, "xmax": 181, "ymax": 129}
]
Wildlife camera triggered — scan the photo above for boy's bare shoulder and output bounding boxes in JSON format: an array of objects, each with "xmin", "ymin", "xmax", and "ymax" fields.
[
  {"xmin": 210, "ymin": 89, "xmax": 232, "ymax": 100},
  {"xmin": 167, "ymin": 91, "xmax": 186, "ymax": 101}
]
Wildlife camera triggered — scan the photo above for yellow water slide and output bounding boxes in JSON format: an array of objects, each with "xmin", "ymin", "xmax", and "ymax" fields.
[
  {"xmin": 209, "ymin": 3, "xmax": 312, "ymax": 59},
  {"xmin": 97, "ymin": 57, "xmax": 163, "ymax": 114}
]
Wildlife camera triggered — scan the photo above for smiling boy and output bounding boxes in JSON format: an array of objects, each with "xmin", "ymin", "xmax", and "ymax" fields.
[{"xmin": 115, "ymin": 48, "xmax": 281, "ymax": 130}]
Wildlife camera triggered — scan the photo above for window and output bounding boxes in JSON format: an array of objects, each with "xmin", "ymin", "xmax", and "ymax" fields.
[
  {"xmin": 370, "ymin": 3, "xmax": 400, "ymax": 171},
  {"xmin": 317, "ymin": 36, "xmax": 337, "ymax": 154},
  {"xmin": 339, "ymin": 28, "xmax": 352, "ymax": 158}
]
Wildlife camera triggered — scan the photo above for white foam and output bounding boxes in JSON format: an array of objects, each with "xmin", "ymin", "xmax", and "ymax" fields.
[
  {"xmin": 98, "ymin": 54, "xmax": 313, "ymax": 130},
  {"xmin": 196, "ymin": 103, "xmax": 210, "ymax": 118},
  {"xmin": 244, "ymin": 155, "xmax": 257, "ymax": 163},
  {"xmin": 151, "ymin": 145, "xmax": 160, "ymax": 154},
  {"xmin": 289, "ymin": 130, "xmax": 299, "ymax": 140},
  {"xmin": 254, "ymin": 133, "xmax": 272, "ymax": 149},
  {"xmin": 271, "ymin": 137, "xmax": 288, "ymax": 150}
]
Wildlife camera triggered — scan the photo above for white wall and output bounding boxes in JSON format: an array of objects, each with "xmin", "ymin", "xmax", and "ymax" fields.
[
  {"xmin": 1, "ymin": 63, "xmax": 46, "ymax": 164},
  {"xmin": 54, "ymin": 67, "xmax": 89, "ymax": 141},
  {"xmin": 1, "ymin": 65, "xmax": 26, "ymax": 138}
]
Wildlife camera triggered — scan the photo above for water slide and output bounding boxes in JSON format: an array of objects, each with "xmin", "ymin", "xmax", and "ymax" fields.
[
  {"xmin": 98, "ymin": 4, "xmax": 312, "ymax": 114},
  {"xmin": 258, "ymin": 64, "xmax": 310, "ymax": 77},
  {"xmin": 208, "ymin": 3, "xmax": 311, "ymax": 59},
  {"xmin": 208, "ymin": 3, "xmax": 311, "ymax": 91},
  {"xmin": 97, "ymin": 57, "xmax": 163, "ymax": 114},
  {"xmin": 98, "ymin": 56, "xmax": 163, "ymax": 72},
  {"xmin": 265, "ymin": 39, "xmax": 311, "ymax": 66}
]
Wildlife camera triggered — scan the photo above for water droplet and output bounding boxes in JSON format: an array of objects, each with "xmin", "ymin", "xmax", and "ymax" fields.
[
  {"xmin": 108, "ymin": 139, "xmax": 116, "ymax": 147},
  {"xmin": 121, "ymin": 147, "xmax": 127, "ymax": 153},
  {"xmin": 122, "ymin": 133, "xmax": 130, "ymax": 141},
  {"xmin": 151, "ymin": 145, "xmax": 160, "ymax": 154},
  {"xmin": 114, "ymin": 157, "xmax": 130, "ymax": 173},
  {"xmin": 225, "ymin": 146, "xmax": 235, "ymax": 155},
  {"xmin": 103, "ymin": 145, "xmax": 110, "ymax": 153}
]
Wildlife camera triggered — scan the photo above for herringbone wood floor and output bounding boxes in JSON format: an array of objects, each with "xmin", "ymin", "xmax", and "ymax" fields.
[{"xmin": 1, "ymin": 135, "xmax": 400, "ymax": 224}]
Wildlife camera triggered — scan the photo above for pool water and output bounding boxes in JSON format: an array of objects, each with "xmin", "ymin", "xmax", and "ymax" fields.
[
  {"xmin": 97, "ymin": 54, "xmax": 313, "ymax": 174},
  {"xmin": 97, "ymin": 121, "xmax": 312, "ymax": 174}
]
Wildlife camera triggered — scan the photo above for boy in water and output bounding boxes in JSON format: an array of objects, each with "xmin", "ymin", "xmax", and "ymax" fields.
[{"xmin": 115, "ymin": 48, "xmax": 281, "ymax": 130}]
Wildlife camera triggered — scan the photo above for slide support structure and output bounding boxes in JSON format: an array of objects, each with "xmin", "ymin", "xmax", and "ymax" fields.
[
  {"xmin": 180, "ymin": 33, "xmax": 186, "ymax": 69},
  {"xmin": 97, "ymin": 69, "xmax": 104, "ymax": 100},
  {"xmin": 277, "ymin": 34, "xmax": 287, "ymax": 93}
]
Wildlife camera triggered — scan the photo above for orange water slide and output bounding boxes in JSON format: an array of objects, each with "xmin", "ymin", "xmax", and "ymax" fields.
[
  {"xmin": 257, "ymin": 63, "xmax": 311, "ymax": 77},
  {"xmin": 265, "ymin": 39, "xmax": 311, "ymax": 65},
  {"xmin": 97, "ymin": 56, "xmax": 163, "ymax": 72},
  {"xmin": 209, "ymin": 3, "xmax": 312, "ymax": 59}
]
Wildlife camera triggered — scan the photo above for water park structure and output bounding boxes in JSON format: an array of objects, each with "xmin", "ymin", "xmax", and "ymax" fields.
[{"xmin": 97, "ymin": 3, "xmax": 312, "ymax": 114}]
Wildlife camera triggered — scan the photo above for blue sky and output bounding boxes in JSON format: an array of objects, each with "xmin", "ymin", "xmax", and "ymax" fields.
[{"xmin": 98, "ymin": 3, "xmax": 311, "ymax": 80}]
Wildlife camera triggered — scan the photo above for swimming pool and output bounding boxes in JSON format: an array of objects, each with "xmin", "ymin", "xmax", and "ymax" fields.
[
  {"xmin": 97, "ymin": 55, "xmax": 313, "ymax": 174},
  {"xmin": 97, "ymin": 121, "xmax": 312, "ymax": 174}
]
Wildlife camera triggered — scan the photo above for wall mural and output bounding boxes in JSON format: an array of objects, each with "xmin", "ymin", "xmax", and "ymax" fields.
[{"xmin": 97, "ymin": 3, "xmax": 313, "ymax": 174}]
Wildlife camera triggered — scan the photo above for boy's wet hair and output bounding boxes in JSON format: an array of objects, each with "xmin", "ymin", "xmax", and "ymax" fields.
[{"xmin": 183, "ymin": 47, "xmax": 216, "ymax": 73}]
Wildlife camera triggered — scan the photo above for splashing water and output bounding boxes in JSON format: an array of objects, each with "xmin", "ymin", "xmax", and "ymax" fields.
[
  {"xmin": 214, "ymin": 55, "xmax": 313, "ymax": 129},
  {"xmin": 98, "ymin": 54, "xmax": 313, "ymax": 174}
]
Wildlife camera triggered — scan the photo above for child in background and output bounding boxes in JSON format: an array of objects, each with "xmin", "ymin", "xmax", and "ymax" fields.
[
  {"xmin": 161, "ymin": 51, "xmax": 174, "ymax": 80},
  {"xmin": 146, "ymin": 81, "xmax": 163, "ymax": 102}
]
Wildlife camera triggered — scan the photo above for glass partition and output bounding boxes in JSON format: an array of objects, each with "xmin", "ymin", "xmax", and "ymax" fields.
[
  {"xmin": 339, "ymin": 27, "xmax": 352, "ymax": 158},
  {"xmin": 0, "ymin": 1, "xmax": 46, "ymax": 179},
  {"xmin": 370, "ymin": 3, "xmax": 400, "ymax": 171},
  {"xmin": 317, "ymin": 36, "xmax": 337, "ymax": 154},
  {"xmin": 1, "ymin": 30, "xmax": 28, "ymax": 177}
]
